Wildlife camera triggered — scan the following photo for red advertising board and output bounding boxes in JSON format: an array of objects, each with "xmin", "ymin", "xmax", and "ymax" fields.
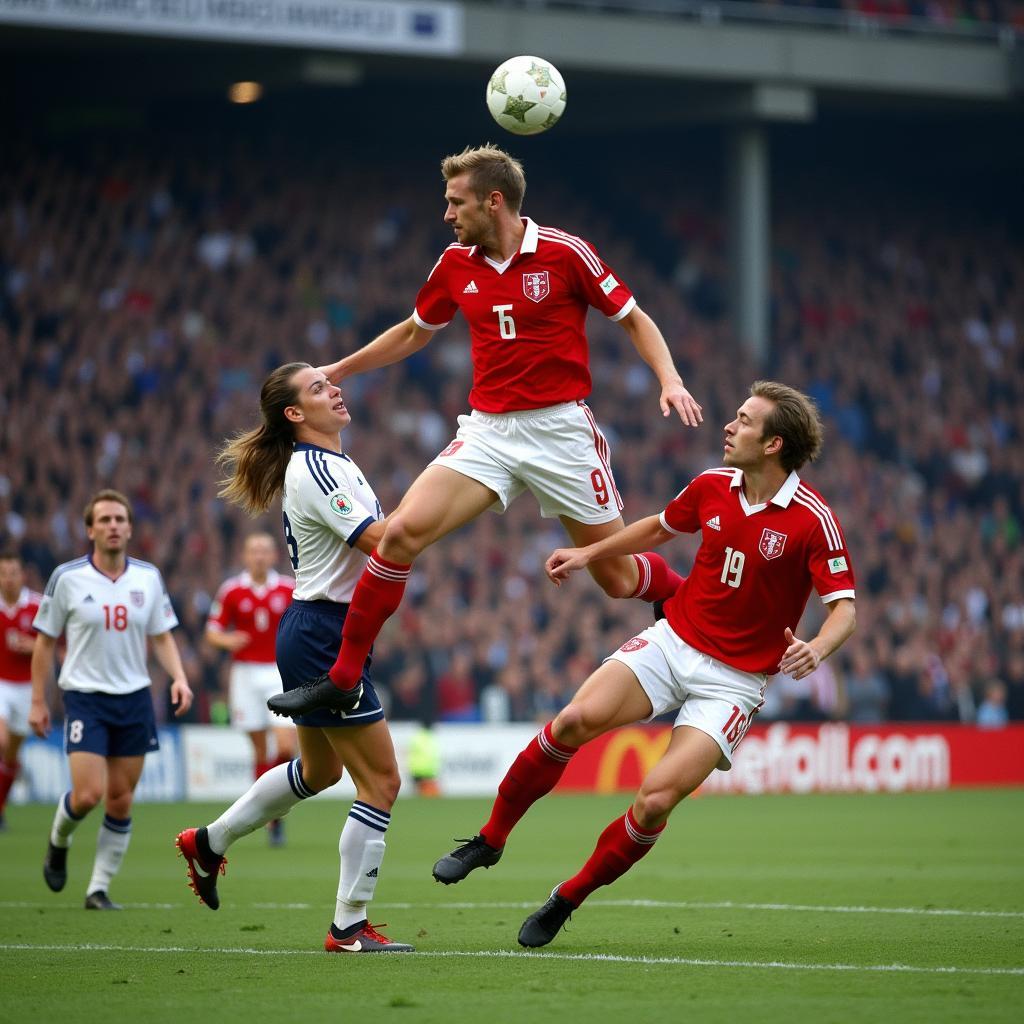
[{"xmin": 555, "ymin": 723, "xmax": 1024, "ymax": 795}]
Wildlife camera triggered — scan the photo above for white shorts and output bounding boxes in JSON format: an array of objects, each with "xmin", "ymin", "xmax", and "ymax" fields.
[
  {"xmin": 0, "ymin": 679, "xmax": 32, "ymax": 736},
  {"xmin": 606, "ymin": 620, "xmax": 767, "ymax": 770},
  {"xmin": 429, "ymin": 401, "xmax": 624, "ymax": 525},
  {"xmin": 229, "ymin": 663, "xmax": 295, "ymax": 733}
]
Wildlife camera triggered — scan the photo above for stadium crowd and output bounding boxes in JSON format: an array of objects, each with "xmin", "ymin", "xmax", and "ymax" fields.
[{"xmin": 1, "ymin": 135, "xmax": 1021, "ymax": 727}]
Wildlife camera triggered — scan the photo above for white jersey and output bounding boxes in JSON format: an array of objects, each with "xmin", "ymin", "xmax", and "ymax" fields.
[
  {"xmin": 282, "ymin": 442, "xmax": 384, "ymax": 603},
  {"xmin": 34, "ymin": 556, "xmax": 179, "ymax": 695}
]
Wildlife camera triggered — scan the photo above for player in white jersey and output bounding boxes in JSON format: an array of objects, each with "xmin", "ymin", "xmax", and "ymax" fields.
[
  {"xmin": 176, "ymin": 362, "xmax": 412, "ymax": 953},
  {"xmin": 29, "ymin": 489, "xmax": 193, "ymax": 910}
]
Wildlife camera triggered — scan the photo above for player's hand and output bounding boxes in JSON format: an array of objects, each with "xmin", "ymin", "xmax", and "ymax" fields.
[
  {"xmin": 545, "ymin": 548, "xmax": 590, "ymax": 585},
  {"xmin": 316, "ymin": 359, "xmax": 346, "ymax": 384},
  {"xmin": 661, "ymin": 383, "xmax": 703, "ymax": 427},
  {"xmin": 29, "ymin": 699, "xmax": 50, "ymax": 738},
  {"xmin": 779, "ymin": 627, "xmax": 821, "ymax": 680},
  {"xmin": 224, "ymin": 631, "xmax": 252, "ymax": 652},
  {"xmin": 170, "ymin": 678, "xmax": 194, "ymax": 718}
]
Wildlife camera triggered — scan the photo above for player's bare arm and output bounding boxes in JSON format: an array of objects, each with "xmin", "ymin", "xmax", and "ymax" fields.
[
  {"xmin": 151, "ymin": 631, "xmax": 194, "ymax": 717},
  {"xmin": 618, "ymin": 306, "xmax": 702, "ymax": 427},
  {"xmin": 778, "ymin": 598, "xmax": 856, "ymax": 680},
  {"xmin": 318, "ymin": 317, "xmax": 435, "ymax": 383},
  {"xmin": 204, "ymin": 627, "xmax": 251, "ymax": 653},
  {"xmin": 28, "ymin": 632, "xmax": 57, "ymax": 737},
  {"xmin": 351, "ymin": 518, "xmax": 388, "ymax": 556},
  {"xmin": 546, "ymin": 514, "xmax": 672, "ymax": 584}
]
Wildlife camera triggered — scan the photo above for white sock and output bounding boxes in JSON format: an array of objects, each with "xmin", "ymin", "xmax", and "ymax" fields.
[
  {"xmin": 49, "ymin": 791, "xmax": 86, "ymax": 849},
  {"xmin": 206, "ymin": 759, "xmax": 314, "ymax": 855},
  {"xmin": 334, "ymin": 801, "xmax": 390, "ymax": 931},
  {"xmin": 87, "ymin": 815, "xmax": 131, "ymax": 895}
]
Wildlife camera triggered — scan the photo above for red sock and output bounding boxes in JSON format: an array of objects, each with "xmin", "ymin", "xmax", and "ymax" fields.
[
  {"xmin": 630, "ymin": 551, "xmax": 683, "ymax": 602},
  {"xmin": 254, "ymin": 761, "xmax": 273, "ymax": 780},
  {"xmin": 0, "ymin": 761, "xmax": 17, "ymax": 814},
  {"xmin": 479, "ymin": 723, "xmax": 577, "ymax": 849},
  {"xmin": 559, "ymin": 806, "xmax": 665, "ymax": 907},
  {"xmin": 328, "ymin": 551, "xmax": 411, "ymax": 688}
]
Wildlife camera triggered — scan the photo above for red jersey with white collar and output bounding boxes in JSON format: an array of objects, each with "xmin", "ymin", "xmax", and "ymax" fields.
[
  {"xmin": 660, "ymin": 468, "xmax": 855, "ymax": 675},
  {"xmin": 207, "ymin": 571, "xmax": 294, "ymax": 664},
  {"xmin": 413, "ymin": 218, "xmax": 636, "ymax": 413},
  {"xmin": 0, "ymin": 587, "xmax": 41, "ymax": 683}
]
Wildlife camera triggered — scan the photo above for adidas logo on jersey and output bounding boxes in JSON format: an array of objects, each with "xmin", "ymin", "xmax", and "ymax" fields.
[
  {"xmin": 365, "ymin": 867, "xmax": 378, "ymax": 878},
  {"xmin": 83, "ymin": 594, "xmax": 95, "ymax": 603},
  {"xmin": 705, "ymin": 516, "xmax": 721, "ymax": 531},
  {"xmin": 463, "ymin": 280, "xmax": 479, "ymax": 294}
]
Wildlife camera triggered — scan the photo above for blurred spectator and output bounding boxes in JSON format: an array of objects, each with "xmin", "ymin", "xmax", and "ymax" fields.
[{"xmin": 976, "ymin": 679, "xmax": 1010, "ymax": 728}]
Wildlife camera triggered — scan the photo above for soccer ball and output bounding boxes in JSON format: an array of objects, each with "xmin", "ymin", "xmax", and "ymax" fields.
[{"xmin": 485, "ymin": 55, "xmax": 567, "ymax": 136}]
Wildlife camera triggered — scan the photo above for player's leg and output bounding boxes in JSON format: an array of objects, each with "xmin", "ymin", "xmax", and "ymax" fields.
[
  {"xmin": 324, "ymin": 466, "xmax": 497, "ymax": 693},
  {"xmin": 177, "ymin": 725, "xmax": 338, "ymax": 909},
  {"xmin": 0, "ymin": 729, "xmax": 24, "ymax": 829},
  {"xmin": 0, "ymin": 685, "xmax": 29, "ymax": 827},
  {"xmin": 560, "ymin": 515, "xmax": 683, "ymax": 604},
  {"xmin": 518, "ymin": 726, "xmax": 721, "ymax": 948},
  {"xmin": 44, "ymin": 746, "xmax": 106, "ymax": 893},
  {"xmin": 83, "ymin": 753, "xmax": 145, "ymax": 909},
  {"xmin": 432, "ymin": 660, "xmax": 653, "ymax": 883},
  {"xmin": 266, "ymin": 724, "xmax": 298, "ymax": 846},
  {"xmin": 321, "ymin": 720, "xmax": 412, "ymax": 952}
]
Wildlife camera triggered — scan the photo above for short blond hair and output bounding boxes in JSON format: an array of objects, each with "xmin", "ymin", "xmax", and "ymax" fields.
[
  {"xmin": 441, "ymin": 144, "xmax": 526, "ymax": 212},
  {"xmin": 83, "ymin": 488, "xmax": 134, "ymax": 527}
]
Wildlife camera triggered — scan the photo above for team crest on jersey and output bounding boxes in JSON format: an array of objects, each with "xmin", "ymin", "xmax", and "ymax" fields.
[
  {"xmin": 270, "ymin": 594, "xmax": 287, "ymax": 613},
  {"xmin": 619, "ymin": 637, "xmax": 649, "ymax": 653},
  {"xmin": 330, "ymin": 493, "xmax": 353, "ymax": 516},
  {"xmin": 758, "ymin": 529, "xmax": 787, "ymax": 560},
  {"xmin": 130, "ymin": 590, "xmax": 145, "ymax": 607},
  {"xmin": 522, "ymin": 271, "xmax": 550, "ymax": 303}
]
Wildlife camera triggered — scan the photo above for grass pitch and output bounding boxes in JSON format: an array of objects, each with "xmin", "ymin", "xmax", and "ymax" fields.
[{"xmin": 1, "ymin": 789, "xmax": 1022, "ymax": 1023}]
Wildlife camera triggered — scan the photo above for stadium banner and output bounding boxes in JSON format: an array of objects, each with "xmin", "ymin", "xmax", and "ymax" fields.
[
  {"xmin": 0, "ymin": 0, "xmax": 464, "ymax": 56},
  {"xmin": 555, "ymin": 722, "xmax": 1024, "ymax": 795}
]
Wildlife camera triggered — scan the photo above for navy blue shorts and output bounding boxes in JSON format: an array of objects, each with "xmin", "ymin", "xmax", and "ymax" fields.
[
  {"xmin": 62, "ymin": 687, "xmax": 159, "ymax": 758},
  {"xmin": 276, "ymin": 600, "xmax": 384, "ymax": 729}
]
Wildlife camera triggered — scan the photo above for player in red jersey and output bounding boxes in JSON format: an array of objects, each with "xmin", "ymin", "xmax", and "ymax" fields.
[
  {"xmin": 269, "ymin": 144, "xmax": 703, "ymax": 718},
  {"xmin": 206, "ymin": 532, "xmax": 295, "ymax": 845},
  {"xmin": 0, "ymin": 552, "xmax": 41, "ymax": 830},
  {"xmin": 431, "ymin": 381, "xmax": 857, "ymax": 947}
]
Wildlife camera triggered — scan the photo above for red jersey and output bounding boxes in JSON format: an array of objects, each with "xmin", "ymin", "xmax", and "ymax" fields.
[
  {"xmin": 0, "ymin": 587, "xmax": 41, "ymax": 683},
  {"xmin": 661, "ymin": 468, "xmax": 856, "ymax": 675},
  {"xmin": 207, "ymin": 571, "xmax": 294, "ymax": 664},
  {"xmin": 413, "ymin": 217, "xmax": 636, "ymax": 413}
]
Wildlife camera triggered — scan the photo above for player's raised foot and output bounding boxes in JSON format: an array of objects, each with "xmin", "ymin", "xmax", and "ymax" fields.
[
  {"xmin": 324, "ymin": 920, "xmax": 414, "ymax": 953},
  {"xmin": 267, "ymin": 676, "xmax": 363, "ymax": 719},
  {"xmin": 84, "ymin": 890, "xmax": 122, "ymax": 911},
  {"xmin": 43, "ymin": 841, "xmax": 68, "ymax": 892},
  {"xmin": 518, "ymin": 886, "xmax": 576, "ymax": 948},
  {"xmin": 267, "ymin": 818, "xmax": 285, "ymax": 847},
  {"xmin": 431, "ymin": 835, "xmax": 502, "ymax": 884},
  {"xmin": 176, "ymin": 827, "xmax": 226, "ymax": 910}
]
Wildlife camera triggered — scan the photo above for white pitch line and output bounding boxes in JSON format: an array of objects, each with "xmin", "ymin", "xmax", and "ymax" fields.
[
  {"xmin": 0, "ymin": 942, "xmax": 1021, "ymax": 977},
  {"xmin": 2, "ymin": 898, "xmax": 1023, "ymax": 920}
]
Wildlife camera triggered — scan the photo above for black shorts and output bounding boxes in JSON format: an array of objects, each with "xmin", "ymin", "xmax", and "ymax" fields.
[
  {"xmin": 62, "ymin": 687, "xmax": 159, "ymax": 758},
  {"xmin": 276, "ymin": 600, "xmax": 384, "ymax": 729}
]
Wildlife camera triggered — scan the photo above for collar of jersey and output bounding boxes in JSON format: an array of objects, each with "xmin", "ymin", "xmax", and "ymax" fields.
[
  {"xmin": 729, "ymin": 469, "xmax": 801, "ymax": 510},
  {"xmin": 469, "ymin": 216, "xmax": 538, "ymax": 264},
  {"xmin": 87, "ymin": 554, "xmax": 131, "ymax": 583},
  {"xmin": 294, "ymin": 441, "xmax": 349, "ymax": 461}
]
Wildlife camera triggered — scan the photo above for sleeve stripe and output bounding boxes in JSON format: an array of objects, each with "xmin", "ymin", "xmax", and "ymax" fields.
[
  {"xmin": 346, "ymin": 516, "xmax": 375, "ymax": 549},
  {"xmin": 413, "ymin": 309, "xmax": 449, "ymax": 331},
  {"xmin": 659, "ymin": 510, "xmax": 683, "ymax": 535},
  {"xmin": 821, "ymin": 589, "xmax": 856, "ymax": 603},
  {"xmin": 792, "ymin": 491, "xmax": 842, "ymax": 550},
  {"xmin": 795, "ymin": 486, "xmax": 845, "ymax": 549},
  {"xmin": 537, "ymin": 227, "xmax": 604, "ymax": 276},
  {"xmin": 608, "ymin": 295, "xmax": 637, "ymax": 321},
  {"xmin": 304, "ymin": 450, "xmax": 331, "ymax": 495},
  {"xmin": 316, "ymin": 452, "xmax": 338, "ymax": 490},
  {"xmin": 44, "ymin": 556, "xmax": 88, "ymax": 596}
]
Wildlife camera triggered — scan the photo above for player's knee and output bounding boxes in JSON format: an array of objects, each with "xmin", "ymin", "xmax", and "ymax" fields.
[
  {"xmin": 302, "ymin": 765, "xmax": 343, "ymax": 793},
  {"xmin": 363, "ymin": 768, "xmax": 401, "ymax": 810},
  {"xmin": 381, "ymin": 513, "xmax": 428, "ymax": 561},
  {"xmin": 73, "ymin": 788, "xmax": 103, "ymax": 814},
  {"xmin": 552, "ymin": 704, "xmax": 595, "ymax": 746},
  {"xmin": 590, "ymin": 564, "xmax": 636, "ymax": 600},
  {"xmin": 633, "ymin": 788, "xmax": 681, "ymax": 828}
]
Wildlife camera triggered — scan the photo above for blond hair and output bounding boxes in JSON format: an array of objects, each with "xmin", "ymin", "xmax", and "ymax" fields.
[
  {"xmin": 441, "ymin": 144, "xmax": 526, "ymax": 212},
  {"xmin": 83, "ymin": 489, "xmax": 133, "ymax": 527},
  {"xmin": 750, "ymin": 381, "xmax": 824, "ymax": 473}
]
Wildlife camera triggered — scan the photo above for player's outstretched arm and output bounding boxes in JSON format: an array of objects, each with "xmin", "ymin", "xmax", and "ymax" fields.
[
  {"xmin": 318, "ymin": 317, "xmax": 435, "ymax": 383},
  {"xmin": 617, "ymin": 306, "xmax": 702, "ymax": 427},
  {"xmin": 778, "ymin": 599, "xmax": 856, "ymax": 680},
  {"xmin": 546, "ymin": 515, "xmax": 672, "ymax": 585},
  {"xmin": 29, "ymin": 633, "xmax": 57, "ymax": 737},
  {"xmin": 151, "ymin": 631, "xmax": 194, "ymax": 717}
]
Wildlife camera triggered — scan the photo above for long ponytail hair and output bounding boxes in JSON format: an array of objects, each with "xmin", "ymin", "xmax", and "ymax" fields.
[{"xmin": 217, "ymin": 362, "xmax": 309, "ymax": 514}]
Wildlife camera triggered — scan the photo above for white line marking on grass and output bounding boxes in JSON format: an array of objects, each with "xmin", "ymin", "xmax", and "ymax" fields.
[{"xmin": 1, "ymin": 942, "xmax": 1021, "ymax": 976}]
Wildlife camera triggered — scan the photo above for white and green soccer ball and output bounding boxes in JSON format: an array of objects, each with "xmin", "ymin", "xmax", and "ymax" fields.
[{"xmin": 485, "ymin": 55, "xmax": 567, "ymax": 136}]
